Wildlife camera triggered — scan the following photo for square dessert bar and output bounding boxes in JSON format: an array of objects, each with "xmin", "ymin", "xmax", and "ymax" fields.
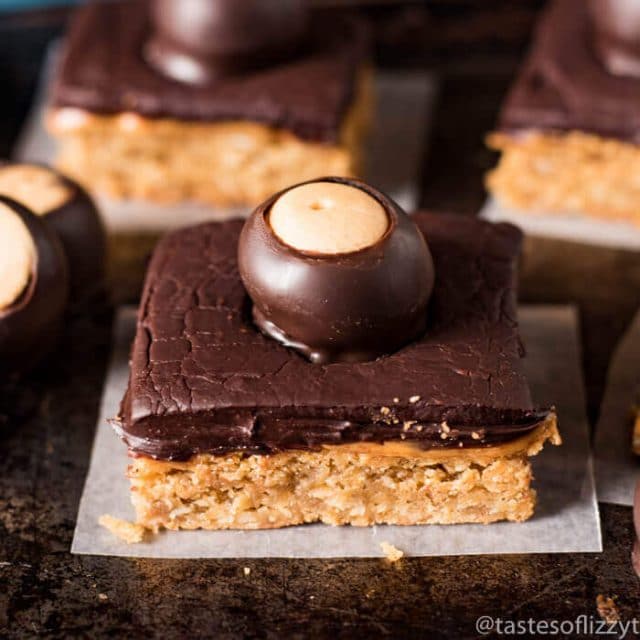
[
  {"xmin": 486, "ymin": 0, "xmax": 640, "ymax": 225},
  {"xmin": 47, "ymin": 1, "xmax": 370, "ymax": 206},
  {"xmin": 116, "ymin": 212, "xmax": 559, "ymax": 531}
]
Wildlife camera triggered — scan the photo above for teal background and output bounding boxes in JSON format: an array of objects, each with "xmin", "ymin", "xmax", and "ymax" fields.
[{"xmin": 0, "ymin": 0, "xmax": 78, "ymax": 11}]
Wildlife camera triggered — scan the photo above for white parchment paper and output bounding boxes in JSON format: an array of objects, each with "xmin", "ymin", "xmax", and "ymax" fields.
[
  {"xmin": 71, "ymin": 305, "xmax": 601, "ymax": 558},
  {"xmin": 480, "ymin": 197, "xmax": 640, "ymax": 250},
  {"xmin": 594, "ymin": 310, "xmax": 640, "ymax": 506},
  {"xmin": 13, "ymin": 44, "xmax": 435, "ymax": 231}
]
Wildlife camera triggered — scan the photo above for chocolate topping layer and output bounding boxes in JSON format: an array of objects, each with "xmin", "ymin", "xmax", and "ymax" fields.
[
  {"xmin": 498, "ymin": 0, "xmax": 640, "ymax": 143},
  {"xmin": 118, "ymin": 212, "xmax": 550, "ymax": 461},
  {"xmin": 238, "ymin": 178, "xmax": 435, "ymax": 364},
  {"xmin": 52, "ymin": 0, "xmax": 369, "ymax": 142}
]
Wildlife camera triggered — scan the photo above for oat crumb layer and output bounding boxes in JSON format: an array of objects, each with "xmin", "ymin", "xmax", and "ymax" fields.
[
  {"xmin": 487, "ymin": 131, "xmax": 640, "ymax": 225},
  {"xmin": 47, "ymin": 72, "xmax": 371, "ymax": 207},
  {"xmin": 128, "ymin": 415, "xmax": 559, "ymax": 531}
]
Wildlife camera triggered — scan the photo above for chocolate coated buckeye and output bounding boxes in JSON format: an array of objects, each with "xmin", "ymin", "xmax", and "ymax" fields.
[
  {"xmin": 0, "ymin": 197, "xmax": 69, "ymax": 375},
  {"xmin": 238, "ymin": 177, "xmax": 435, "ymax": 364},
  {"xmin": 145, "ymin": 0, "xmax": 309, "ymax": 85},
  {"xmin": 0, "ymin": 163, "xmax": 106, "ymax": 301},
  {"xmin": 589, "ymin": 0, "xmax": 640, "ymax": 77}
]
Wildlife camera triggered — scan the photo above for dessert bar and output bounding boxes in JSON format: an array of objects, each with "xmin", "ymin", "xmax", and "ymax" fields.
[
  {"xmin": 47, "ymin": 0, "xmax": 371, "ymax": 207},
  {"xmin": 114, "ymin": 178, "xmax": 559, "ymax": 531},
  {"xmin": 487, "ymin": 0, "xmax": 640, "ymax": 225}
]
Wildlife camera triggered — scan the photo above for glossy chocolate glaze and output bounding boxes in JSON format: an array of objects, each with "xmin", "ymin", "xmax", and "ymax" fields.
[
  {"xmin": 117, "ymin": 212, "xmax": 550, "ymax": 461},
  {"xmin": 499, "ymin": 0, "xmax": 640, "ymax": 143},
  {"xmin": 52, "ymin": 0, "xmax": 369, "ymax": 143},
  {"xmin": 0, "ymin": 197, "xmax": 69, "ymax": 375},
  {"xmin": 145, "ymin": 0, "xmax": 309, "ymax": 85},
  {"xmin": 238, "ymin": 178, "xmax": 435, "ymax": 364},
  {"xmin": 114, "ymin": 411, "xmax": 549, "ymax": 461}
]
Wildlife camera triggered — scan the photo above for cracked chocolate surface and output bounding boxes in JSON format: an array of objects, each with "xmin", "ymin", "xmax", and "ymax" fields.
[
  {"xmin": 117, "ymin": 212, "xmax": 550, "ymax": 460},
  {"xmin": 498, "ymin": 0, "xmax": 640, "ymax": 143},
  {"xmin": 51, "ymin": 0, "xmax": 369, "ymax": 143}
]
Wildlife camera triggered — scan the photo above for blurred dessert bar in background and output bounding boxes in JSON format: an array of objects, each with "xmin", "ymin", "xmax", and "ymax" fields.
[
  {"xmin": 47, "ymin": 0, "xmax": 372, "ymax": 206},
  {"xmin": 486, "ymin": 0, "xmax": 640, "ymax": 225}
]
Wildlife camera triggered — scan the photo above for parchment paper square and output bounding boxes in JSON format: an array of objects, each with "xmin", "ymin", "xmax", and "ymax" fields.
[
  {"xmin": 480, "ymin": 197, "xmax": 640, "ymax": 250},
  {"xmin": 71, "ymin": 305, "xmax": 601, "ymax": 558}
]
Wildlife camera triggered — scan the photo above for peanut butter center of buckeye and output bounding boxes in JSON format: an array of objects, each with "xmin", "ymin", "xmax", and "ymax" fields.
[
  {"xmin": 269, "ymin": 182, "xmax": 388, "ymax": 254},
  {"xmin": 0, "ymin": 202, "xmax": 36, "ymax": 310},
  {"xmin": 0, "ymin": 165, "xmax": 71, "ymax": 215}
]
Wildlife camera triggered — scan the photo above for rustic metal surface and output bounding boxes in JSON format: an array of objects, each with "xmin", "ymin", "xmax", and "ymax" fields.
[{"xmin": 2, "ymin": 2, "xmax": 639, "ymax": 637}]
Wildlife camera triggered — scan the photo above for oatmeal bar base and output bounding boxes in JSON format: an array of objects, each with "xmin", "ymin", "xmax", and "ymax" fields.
[
  {"xmin": 128, "ymin": 415, "xmax": 559, "ymax": 531},
  {"xmin": 47, "ymin": 71, "xmax": 371, "ymax": 207},
  {"xmin": 486, "ymin": 131, "xmax": 640, "ymax": 225}
]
